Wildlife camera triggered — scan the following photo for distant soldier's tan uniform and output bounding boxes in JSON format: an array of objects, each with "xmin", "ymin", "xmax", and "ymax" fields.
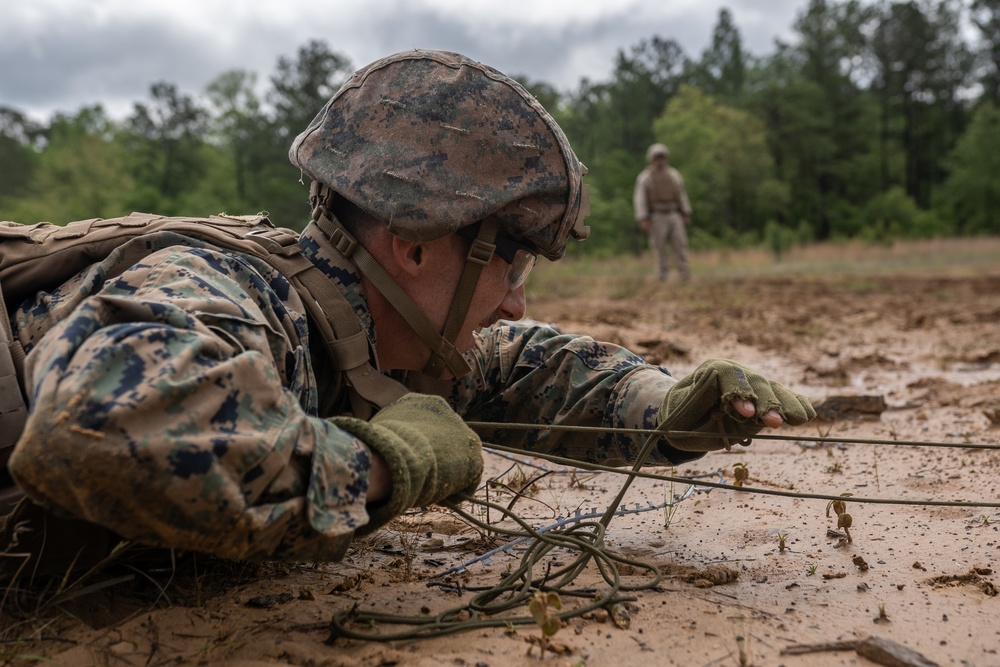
[{"xmin": 633, "ymin": 143, "xmax": 692, "ymax": 281}]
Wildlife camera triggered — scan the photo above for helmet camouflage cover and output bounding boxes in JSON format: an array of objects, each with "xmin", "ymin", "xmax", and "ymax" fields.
[{"xmin": 289, "ymin": 49, "xmax": 589, "ymax": 260}]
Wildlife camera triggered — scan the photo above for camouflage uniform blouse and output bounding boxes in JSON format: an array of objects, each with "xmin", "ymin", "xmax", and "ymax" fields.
[{"xmin": 8, "ymin": 224, "xmax": 683, "ymax": 562}]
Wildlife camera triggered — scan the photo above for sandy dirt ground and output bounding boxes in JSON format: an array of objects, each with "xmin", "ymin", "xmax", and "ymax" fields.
[{"xmin": 3, "ymin": 248, "xmax": 1000, "ymax": 667}]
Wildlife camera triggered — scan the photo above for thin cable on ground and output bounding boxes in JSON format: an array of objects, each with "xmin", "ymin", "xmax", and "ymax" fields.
[
  {"xmin": 329, "ymin": 429, "xmax": 670, "ymax": 642},
  {"xmin": 328, "ymin": 422, "xmax": 1000, "ymax": 642},
  {"xmin": 430, "ymin": 470, "xmax": 718, "ymax": 579},
  {"xmin": 327, "ymin": 495, "xmax": 660, "ymax": 642},
  {"xmin": 482, "ymin": 442, "xmax": 1000, "ymax": 509},
  {"xmin": 466, "ymin": 421, "xmax": 1000, "ymax": 451}
]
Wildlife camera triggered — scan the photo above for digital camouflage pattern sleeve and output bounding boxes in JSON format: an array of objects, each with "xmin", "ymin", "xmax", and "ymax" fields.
[
  {"xmin": 449, "ymin": 323, "xmax": 701, "ymax": 467},
  {"xmin": 9, "ymin": 238, "xmax": 377, "ymax": 562}
]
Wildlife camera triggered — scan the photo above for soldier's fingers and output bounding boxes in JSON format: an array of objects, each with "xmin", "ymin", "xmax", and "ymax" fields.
[{"xmin": 761, "ymin": 409, "xmax": 784, "ymax": 429}]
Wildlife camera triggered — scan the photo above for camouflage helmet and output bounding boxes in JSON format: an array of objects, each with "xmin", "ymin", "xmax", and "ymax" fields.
[
  {"xmin": 289, "ymin": 49, "xmax": 589, "ymax": 261},
  {"xmin": 646, "ymin": 143, "xmax": 669, "ymax": 162}
]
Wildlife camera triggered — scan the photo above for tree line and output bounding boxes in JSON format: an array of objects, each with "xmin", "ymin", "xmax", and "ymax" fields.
[{"xmin": 4, "ymin": 0, "xmax": 1000, "ymax": 257}]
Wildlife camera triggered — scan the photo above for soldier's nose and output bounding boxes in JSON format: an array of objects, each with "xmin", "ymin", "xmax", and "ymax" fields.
[{"xmin": 498, "ymin": 285, "xmax": 526, "ymax": 321}]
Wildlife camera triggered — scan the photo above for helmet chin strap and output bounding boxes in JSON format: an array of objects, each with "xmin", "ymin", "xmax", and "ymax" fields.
[
  {"xmin": 309, "ymin": 182, "xmax": 499, "ymax": 380},
  {"xmin": 423, "ymin": 216, "xmax": 500, "ymax": 378}
]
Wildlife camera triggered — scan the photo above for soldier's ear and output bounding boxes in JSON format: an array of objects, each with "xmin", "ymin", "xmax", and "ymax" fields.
[{"xmin": 391, "ymin": 236, "xmax": 425, "ymax": 276}]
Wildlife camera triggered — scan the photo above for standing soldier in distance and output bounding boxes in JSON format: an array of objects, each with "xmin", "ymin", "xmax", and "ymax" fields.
[
  {"xmin": 633, "ymin": 143, "xmax": 693, "ymax": 282},
  {"xmin": 3, "ymin": 50, "xmax": 814, "ymax": 576}
]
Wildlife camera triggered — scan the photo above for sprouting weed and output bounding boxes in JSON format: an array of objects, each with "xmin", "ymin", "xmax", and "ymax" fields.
[
  {"xmin": 732, "ymin": 462, "xmax": 749, "ymax": 488},
  {"xmin": 568, "ymin": 470, "xmax": 596, "ymax": 490},
  {"xmin": 872, "ymin": 447, "xmax": 881, "ymax": 491},
  {"xmin": 874, "ymin": 603, "xmax": 889, "ymax": 623},
  {"xmin": 825, "ymin": 492, "xmax": 854, "ymax": 516},
  {"xmin": 392, "ymin": 525, "xmax": 418, "ymax": 581},
  {"xmin": 663, "ymin": 501, "xmax": 679, "ymax": 530},
  {"xmin": 0, "ymin": 636, "xmax": 50, "ymax": 665},
  {"xmin": 736, "ymin": 634, "xmax": 750, "ymax": 667},
  {"xmin": 825, "ymin": 461, "xmax": 843, "ymax": 474},
  {"xmin": 806, "ymin": 564, "xmax": 817, "ymax": 576},
  {"xmin": 777, "ymin": 533, "xmax": 788, "ymax": 553},
  {"xmin": 663, "ymin": 468, "xmax": 679, "ymax": 529},
  {"xmin": 507, "ymin": 466, "xmax": 533, "ymax": 493},
  {"xmin": 528, "ymin": 591, "xmax": 562, "ymax": 657},
  {"xmin": 826, "ymin": 492, "xmax": 855, "ymax": 543},
  {"xmin": 837, "ymin": 512, "xmax": 854, "ymax": 543}
]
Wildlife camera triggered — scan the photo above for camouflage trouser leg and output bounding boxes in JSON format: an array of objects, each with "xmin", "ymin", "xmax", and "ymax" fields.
[
  {"xmin": 664, "ymin": 213, "xmax": 690, "ymax": 281},
  {"xmin": 648, "ymin": 213, "xmax": 671, "ymax": 280}
]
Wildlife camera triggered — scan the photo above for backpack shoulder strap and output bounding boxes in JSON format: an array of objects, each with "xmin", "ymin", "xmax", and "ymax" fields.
[
  {"xmin": 0, "ymin": 289, "xmax": 27, "ymax": 470},
  {"xmin": 238, "ymin": 228, "xmax": 408, "ymax": 418}
]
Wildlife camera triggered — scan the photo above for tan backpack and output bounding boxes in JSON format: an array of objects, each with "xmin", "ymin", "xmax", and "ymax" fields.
[{"xmin": 0, "ymin": 212, "xmax": 407, "ymax": 577}]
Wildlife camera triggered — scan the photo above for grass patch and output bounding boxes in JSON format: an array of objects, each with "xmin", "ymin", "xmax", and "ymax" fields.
[{"xmin": 526, "ymin": 236, "xmax": 1000, "ymax": 302}]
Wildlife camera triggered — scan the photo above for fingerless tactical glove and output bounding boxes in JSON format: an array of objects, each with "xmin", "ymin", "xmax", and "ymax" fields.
[
  {"xmin": 658, "ymin": 359, "xmax": 815, "ymax": 452},
  {"xmin": 330, "ymin": 393, "xmax": 483, "ymax": 533}
]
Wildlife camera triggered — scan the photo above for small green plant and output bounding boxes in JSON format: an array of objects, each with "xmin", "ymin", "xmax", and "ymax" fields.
[
  {"xmin": 874, "ymin": 603, "xmax": 889, "ymax": 623},
  {"xmin": 872, "ymin": 448, "xmax": 881, "ymax": 490},
  {"xmin": 733, "ymin": 462, "xmax": 749, "ymax": 488},
  {"xmin": 825, "ymin": 461, "xmax": 843, "ymax": 474},
  {"xmin": 567, "ymin": 470, "xmax": 596, "ymax": 490},
  {"xmin": 736, "ymin": 634, "xmax": 751, "ymax": 667},
  {"xmin": 506, "ymin": 465, "xmax": 533, "ymax": 493},
  {"xmin": 806, "ymin": 564, "xmax": 817, "ymax": 576},
  {"xmin": 826, "ymin": 492, "xmax": 855, "ymax": 543},
  {"xmin": 777, "ymin": 533, "xmax": 788, "ymax": 553},
  {"xmin": 838, "ymin": 512, "xmax": 854, "ymax": 542},
  {"xmin": 663, "ymin": 501, "xmax": 679, "ymax": 529},
  {"xmin": 528, "ymin": 591, "xmax": 563, "ymax": 657},
  {"xmin": 0, "ymin": 636, "xmax": 51, "ymax": 665},
  {"xmin": 392, "ymin": 523, "xmax": 419, "ymax": 581},
  {"xmin": 663, "ymin": 468, "xmax": 679, "ymax": 529}
]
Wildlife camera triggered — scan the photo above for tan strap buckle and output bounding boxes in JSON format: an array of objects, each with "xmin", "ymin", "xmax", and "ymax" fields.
[
  {"xmin": 327, "ymin": 226, "xmax": 359, "ymax": 257},
  {"xmin": 466, "ymin": 238, "xmax": 496, "ymax": 265}
]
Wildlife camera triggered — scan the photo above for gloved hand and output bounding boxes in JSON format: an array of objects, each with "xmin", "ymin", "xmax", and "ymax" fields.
[
  {"xmin": 330, "ymin": 393, "xmax": 483, "ymax": 532},
  {"xmin": 658, "ymin": 359, "xmax": 815, "ymax": 452}
]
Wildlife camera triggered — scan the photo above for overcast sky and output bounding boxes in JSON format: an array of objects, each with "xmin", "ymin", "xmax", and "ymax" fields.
[{"xmin": 1, "ymin": 0, "xmax": 807, "ymax": 122}]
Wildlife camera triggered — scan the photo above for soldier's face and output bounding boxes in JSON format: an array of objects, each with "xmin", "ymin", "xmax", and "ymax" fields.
[
  {"xmin": 652, "ymin": 155, "xmax": 667, "ymax": 169},
  {"xmin": 422, "ymin": 235, "xmax": 527, "ymax": 353},
  {"xmin": 465, "ymin": 247, "xmax": 528, "ymax": 341}
]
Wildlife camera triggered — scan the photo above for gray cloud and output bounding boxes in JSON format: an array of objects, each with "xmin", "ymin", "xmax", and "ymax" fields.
[{"xmin": 0, "ymin": 1, "xmax": 805, "ymax": 122}]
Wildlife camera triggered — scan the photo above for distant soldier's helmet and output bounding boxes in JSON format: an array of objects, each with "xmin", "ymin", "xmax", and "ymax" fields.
[
  {"xmin": 289, "ymin": 49, "xmax": 590, "ymax": 261},
  {"xmin": 646, "ymin": 143, "xmax": 669, "ymax": 162}
]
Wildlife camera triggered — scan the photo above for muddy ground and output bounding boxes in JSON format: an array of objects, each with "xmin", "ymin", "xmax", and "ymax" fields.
[{"xmin": 3, "ymin": 242, "xmax": 1000, "ymax": 667}]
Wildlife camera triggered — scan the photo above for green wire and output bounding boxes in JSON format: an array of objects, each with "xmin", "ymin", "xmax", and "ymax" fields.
[{"xmin": 327, "ymin": 423, "xmax": 1000, "ymax": 643}]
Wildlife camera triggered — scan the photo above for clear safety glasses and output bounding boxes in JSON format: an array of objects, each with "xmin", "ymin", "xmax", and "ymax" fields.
[
  {"xmin": 494, "ymin": 239, "xmax": 537, "ymax": 290},
  {"xmin": 457, "ymin": 224, "xmax": 538, "ymax": 291}
]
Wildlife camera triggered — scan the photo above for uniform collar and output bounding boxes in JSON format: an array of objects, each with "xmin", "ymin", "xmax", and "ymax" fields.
[{"xmin": 298, "ymin": 221, "xmax": 377, "ymax": 348}]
